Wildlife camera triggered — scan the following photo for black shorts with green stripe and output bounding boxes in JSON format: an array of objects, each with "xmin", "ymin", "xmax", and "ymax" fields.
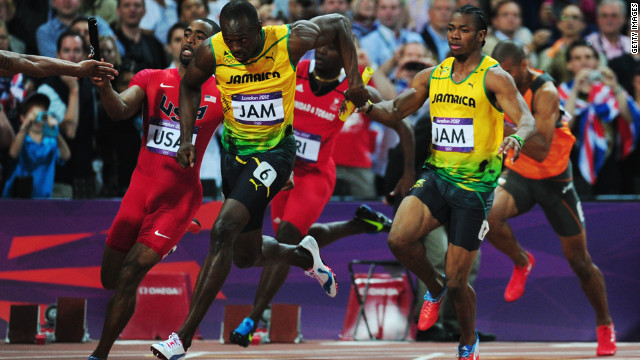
[
  {"xmin": 409, "ymin": 167, "xmax": 494, "ymax": 252},
  {"xmin": 221, "ymin": 134, "xmax": 296, "ymax": 232}
]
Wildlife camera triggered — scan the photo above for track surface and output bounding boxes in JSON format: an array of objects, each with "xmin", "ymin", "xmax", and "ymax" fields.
[{"xmin": 1, "ymin": 340, "xmax": 639, "ymax": 360}]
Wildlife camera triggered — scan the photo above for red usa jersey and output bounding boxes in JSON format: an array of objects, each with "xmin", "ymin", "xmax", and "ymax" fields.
[
  {"xmin": 294, "ymin": 60, "xmax": 369, "ymax": 167},
  {"xmin": 130, "ymin": 68, "xmax": 222, "ymax": 185}
]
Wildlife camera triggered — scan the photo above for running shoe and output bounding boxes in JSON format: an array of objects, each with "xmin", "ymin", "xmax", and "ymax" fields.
[
  {"xmin": 457, "ymin": 333, "xmax": 479, "ymax": 360},
  {"xmin": 186, "ymin": 218, "xmax": 201, "ymax": 234},
  {"xmin": 354, "ymin": 204, "xmax": 393, "ymax": 233},
  {"xmin": 300, "ymin": 235, "xmax": 337, "ymax": 297},
  {"xmin": 418, "ymin": 286, "xmax": 447, "ymax": 331},
  {"xmin": 162, "ymin": 246, "xmax": 178, "ymax": 260},
  {"xmin": 229, "ymin": 317, "xmax": 256, "ymax": 348},
  {"xmin": 88, "ymin": 357, "xmax": 101, "ymax": 360},
  {"xmin": 504, "ymin": 251, "xmax": 535, "ymax": 302},
  {"xmin": 150, "ymin": 332, "xmax": 186, "ymax": 360},
  {"xmin": 596, "ymin": 323, "xmax": 617, "ymax": 356}
]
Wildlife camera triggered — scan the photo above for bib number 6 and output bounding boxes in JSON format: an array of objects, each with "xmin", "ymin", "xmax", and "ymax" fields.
[{"xmin": 253, "ymin": 161, "xmax": 277, "ymax": 187}]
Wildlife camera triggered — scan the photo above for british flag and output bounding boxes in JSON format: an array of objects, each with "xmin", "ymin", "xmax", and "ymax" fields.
[{"xmin": 558, "ymin": 81, "xmax": 639, "ymax": 185}]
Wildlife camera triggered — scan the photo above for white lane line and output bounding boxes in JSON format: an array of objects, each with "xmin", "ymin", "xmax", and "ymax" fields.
[{"xmin": 411, "ymin": 354, "xmax": 446, "ymax": 360}]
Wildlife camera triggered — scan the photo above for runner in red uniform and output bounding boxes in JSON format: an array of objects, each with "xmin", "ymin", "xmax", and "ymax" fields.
[
  {"xmin": 86, "ymin": 19, "xmax": 222, "ymax": 360},
  {"xmin": 229, "ymin": 43, "xmax": 416, "ymax": 347}
]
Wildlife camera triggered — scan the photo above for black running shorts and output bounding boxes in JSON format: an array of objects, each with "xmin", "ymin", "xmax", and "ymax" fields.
[
  {"xmin": 499, "ymin": 162, "xmax": 584, "ymax": 237},
  {"xmin": 221, "ymin": 135, "xmax": 296, "ymax": 232},
  {"xmin": 409, "ymin": 167, "xmax": 494, "ymax": 251}
]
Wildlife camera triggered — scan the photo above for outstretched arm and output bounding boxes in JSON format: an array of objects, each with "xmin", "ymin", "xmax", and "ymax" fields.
[
  {"xmin": 363, "ymin": 67, "xmax": 434, "ymax": 124},
  {"xmin": 486, "ymin": 67, "xmax": 536, "ymax": 163},
  {"xmin": 0, "ymin": 50, "xmax": 118, "ymax": 78},
  {"xmin": 288, "ymin": 14, "xmax": 368, "ymax": 107},
  {"xmin": 90, "ymin": 71, "xmax": 146, "ymax": 121},
  {"xmin": 176, "ymin": 39, "xmax": 216, "ymax": 169}
]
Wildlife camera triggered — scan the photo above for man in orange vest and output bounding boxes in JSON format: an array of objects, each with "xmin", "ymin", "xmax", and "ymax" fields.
[{"xmin": 488, "ymin": 40, "xmax": 616, "ymax": 357}]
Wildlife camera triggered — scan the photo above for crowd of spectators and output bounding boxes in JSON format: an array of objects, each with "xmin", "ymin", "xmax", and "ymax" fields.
[{"xmin": 0, "ymin": 0, "xmax": 638, "ymax": 199}]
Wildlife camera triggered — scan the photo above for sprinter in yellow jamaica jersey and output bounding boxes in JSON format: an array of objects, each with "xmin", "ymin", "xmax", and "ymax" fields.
[
  {"xmin": 151, "ymin": 1, "xmax": 370, "ymax": 359},
  {"xmin": 360, "ymin": 5, "xmax": 535, "ymax": 360}
]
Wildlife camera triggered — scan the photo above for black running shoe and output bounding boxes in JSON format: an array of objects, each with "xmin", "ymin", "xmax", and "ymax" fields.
[
  {"xmin": 354, "ymin": 204, "xmax": 393, "ymax": 233},
  {"xmin": 229, "ymin": 317, "xmax": 256, "ymax": 348}
]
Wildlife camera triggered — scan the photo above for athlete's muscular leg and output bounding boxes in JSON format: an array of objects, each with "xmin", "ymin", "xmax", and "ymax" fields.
[
  {"xmin": 246, "ymin": 221, "xmax": 302, "ymax": 323},
  {"xmin": 486, "ymin": 186, "xmax": 530, "ymax": 267},
  {"xmin": 308, "ymin": 218, "xmax": 371, "ymax": 248},
  {"xmin": 231, "ymin": 229, "xmax": 308, "ymax": 269},
  {"xmin": 100, "ymin": 246, "xmax": 128, "ymax": 290},
  {"xmin": 177, "ymin": 199, "xmax": 250, "ymax": 350},
  {"xmin": 91, "ymin": 243, "xmax": 161, "ymax": 359},
  {"xmin": 445, "ymin": 243, "xmax": 478, "ymax": 346},
  {"xmin": 387, "ymin": 195, "xmax": 444, "ymax": 295},
  {"xmin": 559, "ymin": 231, "xmax": 613, "ymax": 326}
]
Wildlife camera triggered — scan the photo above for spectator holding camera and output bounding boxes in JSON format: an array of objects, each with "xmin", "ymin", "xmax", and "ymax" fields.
[
  {"xmin": 37, "ymin": 30, "xmax": 100, "ymax": 198},
  {"xmin": 559, "ymin": 39, "xmax": 639, "ymax": 196},
  {"xmin": 539, "ymin": 4, "xmax": 589, "ymax": 84},
  {"xmin": 359, "ymin": 0, "xmax": 424, "ymax": 68},
  {"xmin": 2, "ymin": 93, "xmax": 70, "ymax": 198},
  {"xmin": 392, "ymin": 42, "xmax": 436, "ymax": 93}
]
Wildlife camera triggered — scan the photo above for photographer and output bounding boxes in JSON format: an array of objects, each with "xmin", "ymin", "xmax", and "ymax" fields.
[
  {"xmin": 372, "ymin": 42, "xmax": 435, "ymax": 185},
  {"xmin": 559, "ymin": 39, "xmax": 639, "ymax": 196},
  {"xmin": 2, "ymin": 93, "xmax": 70, "ymax": 198}
]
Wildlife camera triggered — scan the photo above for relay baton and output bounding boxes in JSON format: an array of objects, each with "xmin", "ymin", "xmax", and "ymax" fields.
[
  {"xmin": 88, "ymin": 17, "xmax": 101, "ymax": 61},
  {"xmin": 339, "ymin": 66, "xmax": 374, "ymax": 121}
]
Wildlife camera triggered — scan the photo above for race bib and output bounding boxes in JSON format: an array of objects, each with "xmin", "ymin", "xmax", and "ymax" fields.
[
  {"xmin": 293, "ymin": 129, "xmax": 321, "ymax": 163},
  {"xmin": 432, "ymin": 117, "xmax": 474, "ymax": 152},
  {"xmin": 146, "ymin": 118, "xmax": 198, "ymax": 157},
  {"xmin": 253, "ymin": 161, "xmax": 277, "ymax": 187},
  {"xmin": 232, "ymin": 91, "xmax": 285, "ymax": 125},
  {"xmin": 477, "ymin": 220, "xmax": 489, "ymax": 240}
]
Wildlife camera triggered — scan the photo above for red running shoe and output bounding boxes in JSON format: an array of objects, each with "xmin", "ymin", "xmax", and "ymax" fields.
[
  {"xmin": 418, "ymin": 287, "xmax": 446, "ymax": 331},
  {"xmin": 186, "ymin": 218, "xmax": 201, "ymax": 234},
  {"xmin": 596, "ymin": 323, "xmax": 616, "ymax": 356},
  {"xmin": 504, "ymin": 251, "xmax": 535, "ymax": 302}
]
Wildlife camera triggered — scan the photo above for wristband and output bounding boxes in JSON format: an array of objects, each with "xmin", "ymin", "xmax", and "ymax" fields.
[
  {"xmin": 509, "ymin": 134, "xmax": 524, "ymax": 148},
  {"xmin": 364, "ymin": 100, "xmax": 374, "ymax": 114}
]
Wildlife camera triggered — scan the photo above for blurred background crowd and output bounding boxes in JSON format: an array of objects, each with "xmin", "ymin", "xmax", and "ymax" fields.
[{"xmin": 0, "ymin": 0, "xmax": 638, "ymax": 200}]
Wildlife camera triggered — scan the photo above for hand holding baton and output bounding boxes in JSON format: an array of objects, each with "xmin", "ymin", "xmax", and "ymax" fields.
[{"xmin": 339, "ymin": 67, "xmax": 374, "ymax": 121}]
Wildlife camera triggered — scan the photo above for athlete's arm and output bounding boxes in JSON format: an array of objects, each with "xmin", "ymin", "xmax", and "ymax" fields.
[
  {"xmin": 602, "ymin": 66, "xmax": 633, "ymax": 124},
  {"xmin": 364, "ymin": 67, "xmax": 433, "ymax": 123},
  {"xmin": 486, "ymin": 66, "xmax": 536, "ymax": 162},
  {"xmin": 91, "ymin": 74, "xmax": 146, "ymax": 121},
  {"xmin": 288, "ymin": 14, "xmax": 368, "ymax": 107},
  {"xmin": 367, "ymin": 86, "xmax": 415, "ymax": 197},
  {"xmin": 0, "ymin": 50, "xmax": 117, "ymax": 78},
  {"xmin": 520, "ymin": 81, "xmax": 558, "ymax": 162},
  {"xmin": 176, "ymin": 38, "xmax": 216, "ymax": 169}
]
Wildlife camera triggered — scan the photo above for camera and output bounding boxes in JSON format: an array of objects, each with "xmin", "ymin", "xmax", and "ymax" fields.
[
  {"xmin": 35, "ymin": 110, "xmax": 47, "ymax": 123},
  {"xmin": 587, "ymin": 70, "xmax": 602, "ymax": 83},
  {"xmin": 35, "ymin": 111, "xmax": 59, "ymax": 137},
  {"xmin": 402, "ymin": 61, "xmax": 427, "ymax": 72}
]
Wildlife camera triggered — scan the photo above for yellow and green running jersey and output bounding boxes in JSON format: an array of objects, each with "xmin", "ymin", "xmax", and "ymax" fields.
[
  {"xmin": 211, "ymin": 25, "xmax": 295, "ymax": 155},
  {"xmin": 427, "ymin": 55, "xmax": 504, "ymax": 192}
]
